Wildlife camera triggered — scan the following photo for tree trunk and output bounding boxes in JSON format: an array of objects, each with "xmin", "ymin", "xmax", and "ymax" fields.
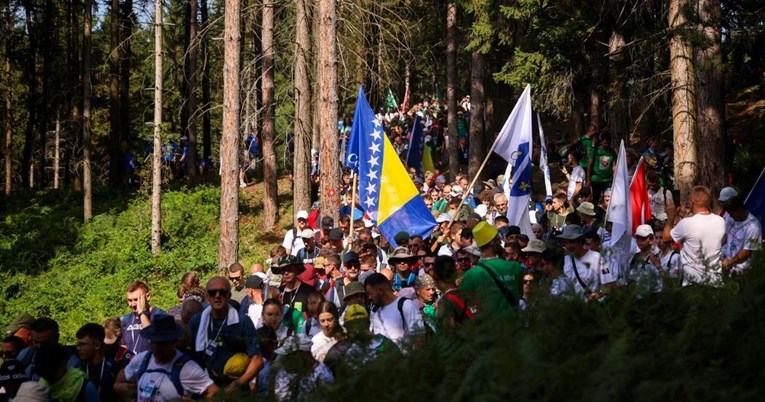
[
  {"xmin": 21, "ymin": 1, "xmax": 37, "ymax": 189},
  {"xmin": 83, "ymin": 0, "xmax": 93, "ymax": 221},
  {"xmin": 694, "ymin": 0, "xmax": 724, "ymax": 195},
  {"xmin": 200, "ymin": 0, "xmax": 211, "ymax": 160},
  {"xmin": 4, "ymin": 3, "xmax": 12, "ymax": 195},
  {"xmin": 38, "ymin": 0, "xmax": 55, "ymax": 187},
  {"xmin": 54, "ymin": 113, "xmax": 60, "ymax": 189},
  {"xmin": 669, "ymin": 0, "xmax": 697, "ymax": 202},
  {"xmin": 293, "ymin": 0, "xmax": 312, "ymax": 213},
  {"xmin": 120, "ymin": 0, "xmax": 133, "ymax": 154},
  {"xmin": 151, "ymin": 0, "xmax": 163, "ymax": 255},
  {"xmin": 67, "ymin": 0, "xmax": 80, "ymax": 189},
  {"xmin": 109, "ymin": 0, "xmax": 122, "ymax": 187},
  {"xmin": 219, "ymin": 0, "xmax": 242, "ymax": 271},
  {"xmin": 468, "ymin": 51, "xmax": 485, "ymax": 180},
  {"xmin": 318, "ymin": 0, "xmax": 339, "ymax": 221},
  {"xmin": 446, "ymin": 1, "xmax": 459, "ymax": 180},
  {"xmin": 185, "ymin": 0, "xmax": 199, "ymax": 178},
  {"xmin": 261, "ymin": 0, "xmax": 278, "ymax": 230}
]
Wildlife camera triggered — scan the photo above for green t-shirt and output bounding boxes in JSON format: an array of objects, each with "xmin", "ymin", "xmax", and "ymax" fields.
[
  {"xmin": 591, "ymin": 147, "xmax": 616, "ymax": 183},
  {"xmin": 459, "ymin": 257, "xmax": 524, "ymax": 317},
  {"xmin": 578, "ymin": 135, "xmax": 594, "ymax": 168}
]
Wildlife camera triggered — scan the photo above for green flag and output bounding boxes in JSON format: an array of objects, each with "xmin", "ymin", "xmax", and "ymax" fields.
[{"xmin": 385, "ymin": 87, "xmax": 398, "ymax": 111}]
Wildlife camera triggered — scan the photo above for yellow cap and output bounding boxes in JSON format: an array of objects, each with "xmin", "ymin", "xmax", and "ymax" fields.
[
  {"xmin": 473, "ymin": 221, "xmax": 498, "ymax": 247},
  {"xmin": 223, "ymin": 353, "xmax": 250, "ymax": 378}
]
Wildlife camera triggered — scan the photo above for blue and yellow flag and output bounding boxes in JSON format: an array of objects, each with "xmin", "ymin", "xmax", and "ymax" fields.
[
  {"xmin": 406, "ymin": 116, "xmax": 424, "ymax": 176},
  {"xmin": 345, "ymin": 85, "xmax": 436, "ymax": 247}
]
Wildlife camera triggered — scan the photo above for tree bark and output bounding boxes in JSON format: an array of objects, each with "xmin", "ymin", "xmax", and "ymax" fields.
[
  {"xmin": 200, "ymin": 0, "xmax": 211, "ymax": 160},
  {"xmin": 219, "ymin": 0, "xmax": 242, "ymax": 271},
  {"xmin": 54, "ymin": 113, "xmax": 60, "ymax": 190},
  {"xmin": 66, "ymin": 0, "xmax": 80, "ymax": 189},
  {"xmin": 669, "ymin": 0, "xmax": 697, "ymax": 202},
  {"xmin": 468, "ymin": 50, "xmax": 484, "ymax": 180},
  {"xmin": 38, "ymin": 0, "xmax": 56, "ymax": 187},
  {"xmin": 109, "ymin": 0, "xmax": 122, "ymax": 187},
  {"xmin": 185, "ymin": 0, "xmax": 199, "ymax": 177},
  {"xmin": 318, "ymin": 0, "xmax": 339, "ymax": 221},
  {"xmin": 4, "ymin": 3, "xmax": 12, "ymax": 195},
  {"xmin": 262, "ymin": 0, "xmax": 279, "ymax": 230},
  {"xmin": 446, "ymin": 1, "xmax": 459, "ymax": 180},
  {"xmin": 694, "ymin": 0, "xmax": 724, "ymax": 195},
  {"xmin": 83, "ymin": 0, "xmax": 93, "ymax": 221},
  {"xmin": 293, "ymin": 0, "xmax": 312, "ymax": 214},
  {"xmin": 120, "ymin": 0, "xmax": 133, "ymax": 154},
  {"xmin": 151, "ymin": 0, "xmax": 163, "ymax": 255},
  {"xmin": 21, "ymin": 0, "xmax": 37, "ymax": 189}
]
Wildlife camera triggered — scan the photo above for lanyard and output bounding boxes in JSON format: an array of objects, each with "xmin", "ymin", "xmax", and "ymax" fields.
[
  {"xmin": 86, "ymin": 358, "xmax": 106, "ymax": 393},
  {"xmin": 209, "ymin": 317, "xmax": 228, "ymax": 341}
]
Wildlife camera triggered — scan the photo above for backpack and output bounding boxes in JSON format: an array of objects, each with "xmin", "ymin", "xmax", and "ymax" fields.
[
  {"xmin": 136, "ymin": 351, "xmax": 193, "ymax": 398},
  {"xmin": 75, "ymin": 378, "xmax": 94, "ymax": 402},
  {"xmin": 444, "ymin": 291, "xmax": 476, "ymax": 321},
  {"xmin": 396, "ymin": 298, "xmax": 409, "ymax": 330}
]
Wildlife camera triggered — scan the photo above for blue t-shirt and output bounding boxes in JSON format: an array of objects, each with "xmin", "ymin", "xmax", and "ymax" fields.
[{"xmin": 121, "ymin": 308, "xmax": 166, "ymax": 355}]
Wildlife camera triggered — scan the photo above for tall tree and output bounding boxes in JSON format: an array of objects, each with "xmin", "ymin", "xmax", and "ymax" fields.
[
  {"xmin": 109, "ymin": 0, "xmax": 122, "ymax": 187},
  {"xmin": 262, "ymin": 0, "xmax": 278, "ymax": 230},
  {"xmin": 185, "ymin": 0, "xmax": 198, "ymax": 178},
  {"xmin": 151, "ymin": 0, "xmax": 163, "ymax": 255},
  {"xmin": 83, "ymin": 0, "xmax": 93, "ymax": 221},
  {"xmin": 200, "ymin": 0, "xmax": 211, "ymax": 160},
  {"xmin": 669, "ymin": 0, "xmax": 697, "ymax": 201},
  {"xmin": 468, "ymin": 50, "xmax": 484, "ymax": 180},
  {"xmin": 293, "ymin": 0, "xmax": 312, "ymax": 214},
  {"xmin": 446, "ymin": 0, "xmax": 458, "ymax": 180},
  {"xmin": 38, "ymin": 0, "xmax": 56, "ymax": 186},
  {"xmin": 318, "ymin": 0, "xmax": 339, "ymax": 221},
  {"xmin": 4, "ymin": 2, "xmax": 11, "ymax": 195},
  {"xmin": 66, "ymin": 0, "xmax": 80, "ymax": 188},
  {"xmin": 120, "ymin": 0, "xmax": 133, "ymax": 155},
  {"xmin": 695, "ymin": 0, "xmax": 724, "ymax": 193},
  {"xmin": 20, "ymin": 0, "xmax": 37, "ymax": 189},
  {"xmin": 219, "ymin": 0, "xmax": 242, "ymax": 271}
]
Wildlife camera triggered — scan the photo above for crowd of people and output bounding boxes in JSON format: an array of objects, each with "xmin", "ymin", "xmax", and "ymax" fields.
[{"xmin": 1, "ymin": 98, "xmax": 761, "ymax": 401}]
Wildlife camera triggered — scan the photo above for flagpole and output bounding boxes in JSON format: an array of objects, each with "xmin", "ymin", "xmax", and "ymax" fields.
[
  {"xmin": 449, "ymin": 150, "xmax": 494, "ymax": 227},
  {"xmin": 745, "ymin": 167, "xmax": 765, "ymax": 204},
  {"xmin": 349, "ymin": 172, "xmax": 358, "ymax": 240}
]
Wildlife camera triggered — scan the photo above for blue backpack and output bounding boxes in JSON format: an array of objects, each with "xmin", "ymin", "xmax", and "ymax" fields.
[{"xmin": 135, "ymin": 352, "xmax": 193, "ymax": 397}]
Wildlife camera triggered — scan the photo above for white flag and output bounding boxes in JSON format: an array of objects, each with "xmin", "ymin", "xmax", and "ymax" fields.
[
  {"xmin": 537, "ymin": 112, "xmax": 553, "ymax": 198},
  {"xmin": 604, "ymin": 140, "xmax": 633, "ymax": 280}
]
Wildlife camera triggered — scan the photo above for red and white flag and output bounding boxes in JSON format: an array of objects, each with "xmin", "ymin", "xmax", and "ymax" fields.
[{"xmin": 630, "ymin": 157, "xmax": 652, "ymax": 234}]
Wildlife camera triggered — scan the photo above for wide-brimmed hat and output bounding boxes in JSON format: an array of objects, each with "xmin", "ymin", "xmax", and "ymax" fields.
[
  {"xmin": 556, "ymin": 224, "xmax": 584, "ymax": 240},
  {"xmin": 521, "ymin": 239, "xmax": 547, "ymax": 254},
  {"xmin": 343, "ymin": 281, "xmax": 366, "ymax": 301},
  {"xmin": 576, "ymin": 202, "xmax": 596, "ymax": 216},
  {"xmin": 139, "ymin": 314, "xmax": 184, "ymax": 343},
  {"xmin": 272, "ymin": 255, "xmax": 305, "ymax": 275},
  {"xmin": 388, "ymin": 246, "xmax": 415, "ymax": 261},
  {"xmin": 473, "ymin": 221, "xmax": 498, "ymax": 247},
  {"xmin": 4, "ymin": 313, "xmax": 34, "ymax": 335}
]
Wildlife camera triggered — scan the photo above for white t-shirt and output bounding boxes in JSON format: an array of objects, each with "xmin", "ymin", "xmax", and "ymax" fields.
[
  {"xmin": 627, "ymin": 254, "xmax": 664, "ymax": 293},
  {"xmin": 648, "ymin": 187, "xmax": 673, "ymax": 221},
  {"xmin": 566, "ymin": 166, "xmax": 585, "ymax": 201},
  {"xmin": 724, "ymin": 213, "xmax": 762, "ymax": 274},
  {"xmin": 659, "ymin": 249, "xmax": 682, "ymax": 279},
  {"xmin": 282, "ymin": 228, "xmax": 305, "ymax": 255},
  {"xmin": 549, "ymin": 275, "xmax": 576, "ymax": 299},
  {"xmin": 310, "ymin": 331, "xmax": 338, "ymax": 363},
  {"xmin": 125, "ymin": 350, "xmax": 213, "ymax": 402},
  {"xmin": 670, "ymin": 213, "xmax": 726, "ymax": 286},
  {"xmin": 369, "ymin": 296, "xmax": 424, "ymax": 346},
  {"xmin": 563, "ymin": 249, "xmax": 602, "ymax": 299},
  {"xmin": 247, "ymin": 303, "xmax": 264, "ymax": 328}
]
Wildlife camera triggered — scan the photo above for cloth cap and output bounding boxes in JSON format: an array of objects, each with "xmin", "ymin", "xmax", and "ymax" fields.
[
  {"xmin": 275, "ymin": 334, "xmax": 313, "ymax": 356},
  {"xmin": 139, "ymin": 314, "xmax": 184, "ymax": 342},
  {"xmin": 14, "ymin": 381, "xmax": 49, "ymax": 402},
  {"xmin": 343, "ymin": 304, "xmax": 369, "ymax": 324},
  {"xmin": 296, "ymin": 210, "xmax": 309, "ymax": 220},
  {"xmin": 557, "ymin": 224, "xmax": 584, "ymax": 240},
  {"xmin": 223, "ymin": 353, "xmax": 250, "ymax": 378},
  {"xmin": 635, "ymin": 224, "xmax": 654, "ymax": 237},
  {"xmin": 482, "ymin": 179, "xmax": 497, "ymax": 189},
  {"xmin": 343, "ymin": 251, "xmax": 360, "ymax": 265},
  {"xmin": 507, "ymin": 226, "xmax": 521, "ymax": 236},
  {"xmin": 342, "ymin": 281, "xmax": 366, "ymax": 301},
  {"xmin": 522, "ymin": 239, "xmax": 547, "ymax": 254},
  {"xmin": 393, "ymin": 231, "xmax": 410, "ymax": 245},
  {"xmin": 415, "ymin": 274, "xmax": 436, "ymax": 290},
  {"xmin": 298, "ymin": 265, "xmax": 317, "ymax": 286},
  {"xmin": 321, "ymin": 216, "xmax": 335, "ymax": 229},
  {"xmin": 4, "ymin": 313, "xmax": 34, "ymax": 335},
  {"xmin": 329, "ymin": 228, "xmax": 344, "ymax": 241},
  {"xmin": 719, "ymin": 187, "xmax": 738, "ymax": 202},
  {"xmin": 576, "ymin": 202, "xmax": 597, "ymax": 216},
  {"xmin": 0, "ymin": 360, "xmax": 29, "ymax": 384},
  {"xmin": 459, "ymin": 244, "xmax": 481, "ymax": 257},
  {"xmin": 300, "ymin": 228, "xmax": 315, "ymax": 239},
  {"xmin": 245, "ymin": 275, "xmax": 264, "ymax": 289},
  {"xmin": 435, "ymin": 213, "xmax": 453, "ymax": 223},
  {"xmin": 449, "ymin": 187, "xmax": 463, "ymax": 197},
  {"xmin": 473, "ymin": 221, "xmax": 499, "ymax": 247},
  {"xmin": 436, "ymin": 176, "xmax": 446, "ymax": 184}
]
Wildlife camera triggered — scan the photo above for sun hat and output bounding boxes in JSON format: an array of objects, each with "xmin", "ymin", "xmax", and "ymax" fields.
[
  {"xmin": 521, "ymin": 239, "xmax": 547, "ymax": 254},
  {"xmin": 388, "ymin": 246, "xmax": 415, "ymax": 261},
  {"xmin": 473, "ymin": 221, "xmax": 498, "ymax": 247},
  {"xmin": 139, "ymin": 314, "xmax": 184, "ymax": 343},
  {"xmin": 342, "ymin": 281, "xmax": 366, "ymax": 301},
  {"xmin": 556, "ymin": 224, "xmax": 584, "ymax": 240},
  {"xmin": 271, "ymin": 255, "xmax": 305, "ymax": 275},
  {"xmin": 576, "ymin": 202, "xmax": 597, "ymax": 216},
  {"xmin": 4, "ymin": 313, "xmax": 34, "ymax": 335},
  {"xmin": 343, "ymin": 304, "xmax": 369, "ymax": 324}
]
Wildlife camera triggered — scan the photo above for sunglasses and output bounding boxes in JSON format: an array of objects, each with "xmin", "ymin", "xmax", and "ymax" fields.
[
  {"xmin": 229, "ymin": 276, "xmax": 242, "ymax": 281},
  {"xmin": 457, "ymin": 258, "xmax": 470, "ymax": 262},
  {"xmin": 523, "ymin": 280, "xmax": 534, "ymax": 284},
  {"xmin": 422, "ymin": 262, "xmax": 434, "ymax": 267},
  {"xmin": 207, "ymin": 288, "xmax": 229, "ymax": 297}
]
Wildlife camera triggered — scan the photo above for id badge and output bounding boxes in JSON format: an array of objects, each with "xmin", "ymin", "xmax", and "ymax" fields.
[
  {"xmin": 205, "ymin": 340, "xmax": 217, "ymax": 357},
  {"xmin": 140, "ymin": 381, "xmax": 157, "ymax": 400}
]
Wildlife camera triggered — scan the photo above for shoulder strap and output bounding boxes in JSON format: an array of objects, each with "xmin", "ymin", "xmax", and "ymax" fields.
[
  {"xmin": 568, "ymin": 256, "xmax": 591, "ymax": 294},
  {"xmin": 475, "ymin": 262, "xmax": 518, "ymax": 307},
  {"xmin": 444, "ymin": 292, "xmax": 471, "ymax": 320},
  {"xmin": 397, "ymin": 298, "xmax": 408, "ymax": 330},
  {"xmin": 291, "ymin": 227, "xmax": 298, "ymax": 248},
  {"xmin": 136, "ymin": 351, "xmax": 152, "ymax": 382},
  {"xmin": 169, "ymin": 353, "xmax": 192, "ymax": 397}
]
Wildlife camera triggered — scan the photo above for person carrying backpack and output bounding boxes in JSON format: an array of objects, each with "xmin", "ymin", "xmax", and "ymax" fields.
[
  {"xmin": 431, "ymin": 256, "xmax": 478, "ymax": 328},
  {"xmin": 364, "ymin": 273, "xmax": 424, "ymax": 347},
  {"xmin": 34, "ymin": 344, "xmax": 101, "ymax": 402},
  {"xmin": 116, "ymin": 314, "xmax": 219, "ymax": 401}
]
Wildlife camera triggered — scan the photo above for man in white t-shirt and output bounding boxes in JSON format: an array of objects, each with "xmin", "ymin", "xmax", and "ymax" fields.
[
  {"xmin": 557, "ymin": 225, "xmax": 612, "ymax": 301},
  {"xmin": 116, "ymin": 315, "xmax": 218, "ymax": 401},
  {"xmin": 647, "ymin": 171, "xmax": 675, "ymax": 225},
  {"xmin": 721, "ymin": 196, "xmax": 762, "ymax": 276},
  {"xmin": 364, "ymin": 273, "xmax": 424, "ymax": 346},
  {"xmin": 282, "ymin": 210, "xmax": 309, "ymax": 255},
  {"xmin": 664, "ymin": 186, "xmax": 726, "ymax": 286},
  {"xmin": 561, "ymin": 152, "xmax": 585, "ymax": 203}
]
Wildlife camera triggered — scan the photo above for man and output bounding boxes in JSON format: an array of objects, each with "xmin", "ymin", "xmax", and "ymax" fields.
[
  {"xmin": 318, "ymin": 216, "xmax": 335, "ymax": 245},
  {"xmin": 521, "ymin": 239, "xmax": 547, "ymax": 273},
  {"xmin": 419, "ymin": 252, "xmax": 437, "ymax": 277},
  {"xmin": 663, "ymin": 185, "xmax": 726, "ymax": 286},
  {"xmin": 341, "ymin": 282, "xmax": 367, "ymax": 308},
  {"xmin": 327, "ymin": 252, "xmax": 361, "ymax": 308},
  {"xmin": 557, "ymin": 224, "xmax": 607, "ymax": 301},
  {"xmin": 227, "ymin": 262, "xmax": 247, "ymax": 303},
  {"xmin": 75, "ymin": 323, "xmax": 122, "ymax": 401},
  {"xmin": 431, "ymin": 256, "xmax": 478, "ymax": 327},
  {"xmin": 627, "ymin": 225, "xmax": 664, "ymax": 293},
  {"xmin": 1, "ymin": 335, "xmax": 25, "ymax": 361},
  {"xmin": 561, "ymin": 151, "xmax": 585, "ymax": 203},
  {"xmin": 460, "ymin": 222, "xmax": 525, "ymax": 317},
  {"xmin": 590, "ymin": 134, "xmax": 616, "ymax": 204},
  {"xmin": 456, "ymin": 245, "xmax": 480, "ymax": 272},
  {"xmin": 721, "ymin": 196, "xmax": 762, "ymax": 276},
  {"xmin": 576, "ymin": 202, "xmax": 601, "ymax": 235},
  {"xmin": 407, "ymin": 236, "xmax": 425, "ymax": 271},
  {"xmin": 539, "ymin": 243, "xmax": 576, "ymax": 299},
  {"xmin": 282, "ymin": 210, "xmax": 309, "ymax": 255},
  {"xmin": 122, "ymin": 281, "xmax": 165, "ymax": 356},
  {"xmin": 325, "ymin": 228, "xmax": 345, "ymax": 254},
  {"xmin": 16, "ymin": 318, "xmax": 79, "ymax": 379},
  {"xmin": 388, "ymin": 247, "xmax": 418, "ymax": 292},
  {"xmin": 273, "ymin": 255, "xmax": 313, "ymax": 314},
  {"xmin": 35, "ymin": 344, "xmax": 100, "ymax": 402},
  {"xmin": 0, "ymin": 359, "xmax": 30, "ymax": 401},
  {"xmin": 365, "ymin": 273, "xmax": 424, "ymax": 346},
  {"xmin": 3, "ymin": 314, "xmax": 34, "ymax": 348},
  {"xmin": 295, "ymin": 229, "xmax": 320, "ymax": 265},
  {"xmin": 487, "ymin": 193, "xmax": 508, "ymax": 225},
  {"xmin": 240, "ymin": 275, "xmax": 267, "ymax": 328},
  {"xmin": 319, "ymin": 254, "xmax": 343, "ymax": 297},
  {"xmin": 189, "ymin": 277, "xmax": 264, "ymax": 389},
  {"xmin": 117, "ymin": 315, "xmax": 219, "ymax": 400},
  {"xmin": 546, "ymin": 192, "xmax": 570, "ymax": 234},
  {"xmin": 647, "ymin": 171, "xmax": 675, "ymax": 229}
]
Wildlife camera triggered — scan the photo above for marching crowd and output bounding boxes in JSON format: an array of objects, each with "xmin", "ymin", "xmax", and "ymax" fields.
[{"xmin": 1, "ymin": 101, "xmax": 761, "ymax": 401}]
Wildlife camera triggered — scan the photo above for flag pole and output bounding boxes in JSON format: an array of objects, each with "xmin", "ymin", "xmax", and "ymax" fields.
[
  {"xmin": 448, "ymin": 150, "xmax": 494, "ymax": 227},
  {"xmin": 349, "ymin": 172, "xmax": 358, "ymax": 240}
]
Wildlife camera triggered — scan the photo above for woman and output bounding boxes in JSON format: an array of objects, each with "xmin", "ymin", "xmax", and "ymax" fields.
[
  {"xmin": 262, "ymin": 298, "xmax": 290, "ymax": 343},
  {"xmin": 311, "ymin": 301, "xmax": 344, "ymax": 362}
]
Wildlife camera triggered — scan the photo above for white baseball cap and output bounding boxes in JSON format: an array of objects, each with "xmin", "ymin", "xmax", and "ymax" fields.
[
  {"xmin": 718, "ymin": 187, "xmax": 738, "ymax": 202},
  {"xmin": 296, "ymin": 210, "xmax": 309, "ymax": 220},
  {"xmin": 635, "ymin": 224, "xmax": 654, "ymax": 237}
]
